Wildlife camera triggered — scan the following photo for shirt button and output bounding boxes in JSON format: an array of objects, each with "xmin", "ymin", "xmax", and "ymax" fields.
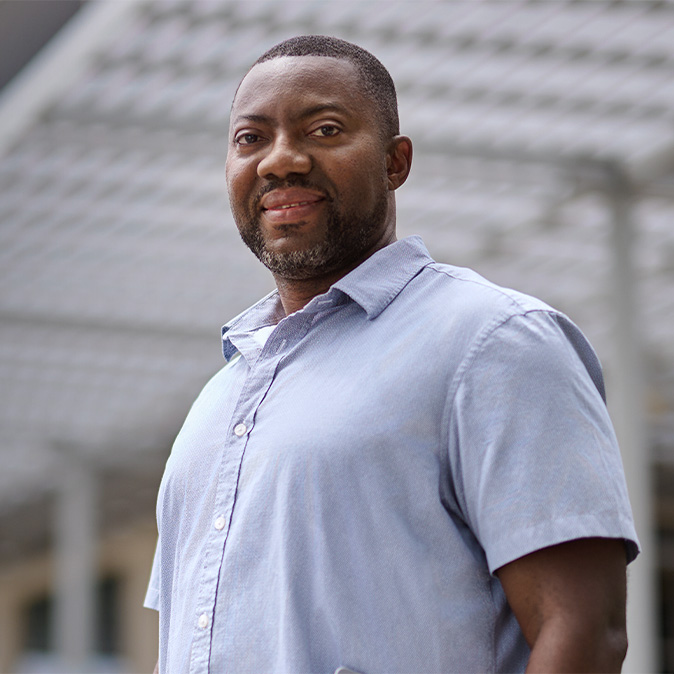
[
  {"xmin": 234, "ymin": 423, "xmax": 247, "ymax": 437},
  {"xmin": 198, "ymin": 613, "xmax": 209, "ymax": 629},
  {"xmin": 214, "ymin": 515, "xmax": 226, "ymax": 530}
]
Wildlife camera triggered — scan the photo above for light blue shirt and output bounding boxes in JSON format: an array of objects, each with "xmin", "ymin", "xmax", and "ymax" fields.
[{"xmin": 146, "ymin": 236, "xmax": 638, "ymax": 674}]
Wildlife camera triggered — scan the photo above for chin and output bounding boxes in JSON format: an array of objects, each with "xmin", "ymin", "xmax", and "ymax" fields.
[
  {"xmin": 237, "ymin": 194, "xmax": 389, "ymax": 280},
  {"xmin": 257, "ymin": 241, "xmax": 341, "ymax": 279}
]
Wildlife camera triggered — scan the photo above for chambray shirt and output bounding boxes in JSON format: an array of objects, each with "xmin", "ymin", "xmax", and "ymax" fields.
[{"xmin": 146, "ymin": 236, "xmax": 638, "ymax": 674}]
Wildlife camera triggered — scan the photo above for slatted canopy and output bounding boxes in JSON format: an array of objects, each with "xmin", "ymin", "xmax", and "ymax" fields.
[{"xmin": 1, "ymin": 2, "xmax": 673, "ymax": 657}]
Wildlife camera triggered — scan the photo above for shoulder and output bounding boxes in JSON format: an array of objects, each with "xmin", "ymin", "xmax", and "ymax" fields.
[
  {"xmin": 419, "ymin": 260, "xmax": 553, "ymax": 318},
  {"xmin": 404, "ymin": 259, "xmax": 576, "ymax": 351},
  {"xmin": 399, "ymin": 260, "xmax": 605, "ymax": 398}
]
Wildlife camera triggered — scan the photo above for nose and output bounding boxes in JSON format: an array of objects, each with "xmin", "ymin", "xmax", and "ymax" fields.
[{"xmin": 257, "ymin": 135, "xmax": 311, "ymax": 180}]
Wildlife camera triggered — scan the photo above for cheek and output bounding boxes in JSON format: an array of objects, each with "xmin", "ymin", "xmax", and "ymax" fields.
[
  {"xmin": 339, "ymin": 153, "xmax": 387, "ymax": 200},
  {"xmin": 226, "ymin": 162, "xmax": 255, "ymax": 203}
]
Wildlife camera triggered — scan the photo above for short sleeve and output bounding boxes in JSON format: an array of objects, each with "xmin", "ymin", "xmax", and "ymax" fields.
[{"xmin": 448, "ymin": 309, "xmax": 640, "ymax": 573}]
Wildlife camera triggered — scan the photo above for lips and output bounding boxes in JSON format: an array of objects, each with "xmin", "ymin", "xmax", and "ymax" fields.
[
  {"xmin": 260, "ymin": 188, "xmax": 326, "ymax": 212},
  {"xmin": 272, "ymin": 201, "xmax": 318, "ymax": 210}
]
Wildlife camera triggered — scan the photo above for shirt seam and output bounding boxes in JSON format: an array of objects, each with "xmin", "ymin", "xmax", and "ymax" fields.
[
  {"xmin": 445, "ymin": 307, "xmax": 558, "ymax": 423},
  {"xmin": 426, "ymin": 263, "xmax": 544, "ymax": 314},
  {"xmin": 441, "ymin": 308, "xmax": 561, "ymax": 526}
]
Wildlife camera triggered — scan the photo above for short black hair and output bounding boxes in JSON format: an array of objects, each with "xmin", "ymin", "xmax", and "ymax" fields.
[{"xmin": 252, "ymin": 35, "xmax": 400, "ymax": 139}]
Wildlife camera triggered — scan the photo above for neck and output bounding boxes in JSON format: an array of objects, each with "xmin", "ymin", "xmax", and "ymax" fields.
[{"xmin": 274, "ymin": 272, "xmax": 345, "ymax": 316}]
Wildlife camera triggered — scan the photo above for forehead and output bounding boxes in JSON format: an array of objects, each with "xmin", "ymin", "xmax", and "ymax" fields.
[{"xmin": 231, "ymin": 56, "xmax": 374, "ymax": 125}]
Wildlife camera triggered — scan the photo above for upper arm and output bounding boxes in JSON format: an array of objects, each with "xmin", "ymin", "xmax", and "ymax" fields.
[
  {"xmin": 496, "ymin": 537, "xmax": 628, "ymax": 671},
  {"xmin": 448, "ymin": 310, "xmax": 638, "ymax": 573}
]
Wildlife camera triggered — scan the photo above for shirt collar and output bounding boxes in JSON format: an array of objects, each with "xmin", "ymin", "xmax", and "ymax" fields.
[
  {"xmin": 332, "ymin": 235, "xmax": 432, "ymax": 320},
  {"xmin": 221, "ymin": 290, "xmax": 284, "ymax": 361},
  {"xmin": 221, "ymin": 236, "xmax": 433, "ymax": 361}
]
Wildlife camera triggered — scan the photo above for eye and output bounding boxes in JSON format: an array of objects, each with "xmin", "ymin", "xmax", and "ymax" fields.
[
  {"xmin": 235, "ymin": 133, "xmax": 262, "ymax": 146},
  {"xmin": 311, "ymin": 125, "xmax": 340, "ymax": 138}
]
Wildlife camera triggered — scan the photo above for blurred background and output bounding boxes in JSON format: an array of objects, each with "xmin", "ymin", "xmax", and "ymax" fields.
[{"xmin": 0, "ymin": 0, "xmax": 673, "ymax": 671}]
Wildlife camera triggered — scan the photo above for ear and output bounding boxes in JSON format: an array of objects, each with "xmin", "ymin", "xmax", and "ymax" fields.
[{"xmin": 386, "ymin": 135, "xmax": 413, "ymax": 190}]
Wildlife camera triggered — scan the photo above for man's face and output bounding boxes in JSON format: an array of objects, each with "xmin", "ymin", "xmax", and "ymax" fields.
[{"xmin": 226, "ymin": 56, "xmax": 396, "ymax": 281}]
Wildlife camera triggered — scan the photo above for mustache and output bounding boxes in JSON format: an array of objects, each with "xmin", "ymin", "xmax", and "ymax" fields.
[{"xmin": 253, "ymin": 177, "xmax": 333, "ymax": 210}]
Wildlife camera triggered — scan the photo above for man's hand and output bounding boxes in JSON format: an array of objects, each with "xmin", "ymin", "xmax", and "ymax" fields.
[{"xmin": 496, "ymin": 537, "xmax": 628, "ymax": 673}]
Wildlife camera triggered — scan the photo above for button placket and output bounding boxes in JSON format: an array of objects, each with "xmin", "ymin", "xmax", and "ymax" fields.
[{"xmin": 188, "ymin": 349, "xmax": 285, "ymax": 673}]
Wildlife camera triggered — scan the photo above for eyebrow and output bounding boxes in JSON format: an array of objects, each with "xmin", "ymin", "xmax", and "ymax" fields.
[
  {"xmin": 296, "ymin": 103, "xmax": 351, "ymax": 120},
  {"xmin": 232, "ymin": 103, "xmax": 351, "ymax": 127},
  {"xmin": 232, "ymin": 113, "xmax": 272, "ymax": 125}
]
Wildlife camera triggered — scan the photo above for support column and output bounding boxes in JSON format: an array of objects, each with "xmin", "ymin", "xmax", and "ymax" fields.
[
  {"xmin": 606, "ymin": 173, "xmax": 657, "ymax": 673},
  {"xmin": 53, "ymin": 452, "xmax": 98, "ymax": 671}
]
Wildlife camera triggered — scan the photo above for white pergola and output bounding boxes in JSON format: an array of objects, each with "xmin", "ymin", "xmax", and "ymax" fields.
[{"xmin": 1, "ymin": 1, "xmax": 673, "ymax": 670}]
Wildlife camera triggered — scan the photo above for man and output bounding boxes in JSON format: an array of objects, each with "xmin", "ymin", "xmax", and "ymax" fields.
[{"xmin": 146, "ymin": 36, "xmax": 639, "ymax": 673}]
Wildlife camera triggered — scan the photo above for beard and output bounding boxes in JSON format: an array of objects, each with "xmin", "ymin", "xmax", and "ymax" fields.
[{"xmin": 233, "ymin": 181, "xmax": 389, "ymax": 281}]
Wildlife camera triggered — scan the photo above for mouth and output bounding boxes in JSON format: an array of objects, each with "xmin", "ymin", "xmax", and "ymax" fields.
[
  {"xmin": 259, "ymin": 188, "xmax": 327, "ymax": 225},
  {"xmin": 260, "ymin": 187, "xmax": 327, "ymax": 211},
  {"xmin": 266, "ymin": 200, "xmax": 322, "ymax": 211}
]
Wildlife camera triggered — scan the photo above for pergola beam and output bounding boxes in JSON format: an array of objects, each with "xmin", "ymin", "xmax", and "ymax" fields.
[{"xmin": 0, "ymin": 0, "xmax": 139, "ymax": 157}]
